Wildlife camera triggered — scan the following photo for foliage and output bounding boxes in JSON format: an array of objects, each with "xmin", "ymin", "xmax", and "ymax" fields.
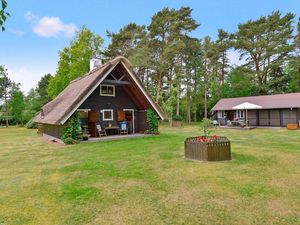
[
  {"xmin": 48, "ymin": 27, "xmax": 104, "ymax": 98},
  {"xmin": 172, "ymin": 114, "xmax": 184, "ymax": 121},
  {"xmin": 0, "ymin": 0, "xmax": 10, "ymax": 31},
  {"xmin": 62, "ymin": 113, "xmax": 81, "ymax": 144},
  {"xmin": 0, "ymin": 65, "xmax": 14, "ymax": 127},
  {"xmin": 162, "ymin": 88, "xmax": 177, "ymax": 126},
  {"xmin": 10, "ymin": 89, "xmax": 25, "ymax": 124},
  {"xmin": 25, "ymin": 118, "xmax": 37, "ymax": 129},
  {"xmin": 222, "ymin": 67, "xmax": 258, "ymax": 98},
  {"xmin": 146, "ymin": 109, "xmax": 159, "ymax": 134},
  {"xmin": 233, "ymin": 11, "xmax": 295, "ymax": 94},
  {"xmin": 199, "ymin": 118, "xmax": 213, "ymax": 137}
]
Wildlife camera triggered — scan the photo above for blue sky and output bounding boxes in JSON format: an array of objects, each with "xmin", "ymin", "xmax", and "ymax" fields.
[{"xmin": 1, "ymin": 0, "xmax": 299, "ymax": 93}]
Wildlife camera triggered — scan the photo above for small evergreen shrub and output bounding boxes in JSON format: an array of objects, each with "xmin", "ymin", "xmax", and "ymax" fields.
[
  {"xmin": 172, "ymin": 115, "xmax": 184, "ymax": 121},
  {"xmin": 62, "ymin": 113, "xmax": 81, "ymax": 144},
  {"xmin": 199, "ymin": 118, "xmax": 213, "ymax": 137},
  {"xmin": 25, "ymin": 118, "xmax": 37, "ymax": 129},
  {"xmin": 146, "ymin": 109, "xmax": 159, "ymax": 134}
]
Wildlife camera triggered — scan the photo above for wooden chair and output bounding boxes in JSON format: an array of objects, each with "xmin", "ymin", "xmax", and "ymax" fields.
[
  {"xmin": 119, "ymin": 121, "xmax": 128, "ymax": 135},
  {"xmin": 96, "ymin": 124, "xmax": 107, "ymax": 137}
]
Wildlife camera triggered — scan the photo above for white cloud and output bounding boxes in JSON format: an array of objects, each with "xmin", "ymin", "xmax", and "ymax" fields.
[
  {"xmin": 8, "ymin": 28, "xmax": 25, "ymax": 36},
  {"xmin": 25, "ymin": 11, "xmax": 78, "ymax": 38},
  {"xmin": 25, "ymin": 11, "xmax": 39, "ymax": 23},
  {"xmin": 7, "ymin": 66, "xmax": 55, "ymax": 94}
]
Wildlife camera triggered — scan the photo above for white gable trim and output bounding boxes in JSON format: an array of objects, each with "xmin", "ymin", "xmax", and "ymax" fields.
[
  {"xmin": 60, "ymin": 60, "xmax": 164, "ymax": 124},
  {"xmin": 60, "ymin": 65, "xmax": 116, "ymax": 124},
  {"xmin": 120, "ymin": 61, "xmax": 165, "ymax": 120}
]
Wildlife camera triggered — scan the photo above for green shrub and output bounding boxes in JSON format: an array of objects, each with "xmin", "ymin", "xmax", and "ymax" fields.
[
  {"xmin": 199, "ymin": 118, "xmax": 213, "ymax": 137},
  {"xmin": 146, "ymin": 109, "xmax": 159, "ymax": 134},
  {"xmin": 25, "ymin": 118, "xmax": 37, "ymax": 129},
  {"xmin": 62, "ymin": 113, "xmax": 81, "ymax": 144},
  {"xmin": 172, "ymin": 115, "xmax": 184, "ymax": 121}
]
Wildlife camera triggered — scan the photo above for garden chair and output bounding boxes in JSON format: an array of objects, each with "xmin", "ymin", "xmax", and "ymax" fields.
[
  {"xmin": 119, "ymin": 121, "xmax": 128, "ymax": 135},
  {"xmin": 96, "ymin": 124, "xmax": 107, "ymax": 137}
]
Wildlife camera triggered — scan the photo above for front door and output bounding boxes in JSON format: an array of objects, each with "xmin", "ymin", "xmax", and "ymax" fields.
[
  {"xmin": 88, "ymin": 110, "xmax": 99, "ymax": 137},
  {"xmin": 123, "ymin": 109, "xmax": 135, "ymax": 134}
]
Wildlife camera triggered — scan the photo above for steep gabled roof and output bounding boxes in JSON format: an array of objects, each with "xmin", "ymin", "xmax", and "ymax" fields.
[
  {"xmin": 34, "ymin": 56, "xmax": 164, "ymax": 125},
  {"xmin": 211, "ymin": 93, "xmax": 300, "ymax": 111}
]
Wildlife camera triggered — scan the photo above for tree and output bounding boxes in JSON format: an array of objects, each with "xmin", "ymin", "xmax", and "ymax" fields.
[
  {"xmin": 48, "ymin": 27, "xmax": 104, "ymax": 98},
  {"xmin": 148, "ymin": 7, "xmax": 199, "ymax": 103},
  {"xmin": 36, "ymin": 73, "xmax": 52, "ymax": 107},
  {"xmin": 106, "ymin": 23, "xmax": 147, "ymax": 58},
  {"xmin": 10, "ymin": 89, "xmax": 25, "ymax": 125},
  {"xmin": 0, "ymin": 0, "xmax": 9, "ymax": 31},
  {"xmin": 222, "ymin": 67, "xmax": 258, "ymax": 98},
  {"xmin": 233, "ymin": 11, "xmax": 295, "ymax": 94},
  {"xmin": 0, "ymin": 66, "xmax": 13, "ymax": 127},
  {"xmin": 162, "ymin": 87, "xmax": 177, "ymax": 126}
]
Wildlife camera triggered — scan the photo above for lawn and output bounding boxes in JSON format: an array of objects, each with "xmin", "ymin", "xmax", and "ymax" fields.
[{"xmin": 0, "ymin": 126, "xmax": 299, "ymax": 225}]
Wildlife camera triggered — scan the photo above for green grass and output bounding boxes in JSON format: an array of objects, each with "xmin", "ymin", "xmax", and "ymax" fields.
[{"xmin": 0, "ymin": 126, "xmax": 300, "ymax": 225}]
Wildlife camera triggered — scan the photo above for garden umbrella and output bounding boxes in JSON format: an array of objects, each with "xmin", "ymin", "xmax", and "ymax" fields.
[{"xmin": 232, "ymin": 102, "xmax": 262, "ymax": 126}]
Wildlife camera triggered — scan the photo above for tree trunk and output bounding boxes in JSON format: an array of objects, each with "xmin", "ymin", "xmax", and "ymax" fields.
[
  {"xmin": 186, "ymin": 94, "xmax": 191, "ymax": 123},
  {"xmin": 5, "ymin": 93, "xmax": 8, "ymax": 128},
  {"xmin": 155, "ymin": 74, "xmax": 162, "ymax": 103},
  {"xmin": 176, "ymin": 84, "xmax": 180, "ymax": 116},
  {"xmin": 298, "ymin": 67, "xmax": 300, "ymax": 92},
  {"xmin": 204, "ymin": 90, "xmax": 207, "ymax": 119}
]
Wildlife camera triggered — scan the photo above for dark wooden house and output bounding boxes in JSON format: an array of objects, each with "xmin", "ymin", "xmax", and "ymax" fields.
[
  {"xmin": 34, "ymin": 56, "xmax": 164, "ymax": 141},
  {"xmin": 212, "ymin": 93, "xmax": 300, "ymax": 127}
]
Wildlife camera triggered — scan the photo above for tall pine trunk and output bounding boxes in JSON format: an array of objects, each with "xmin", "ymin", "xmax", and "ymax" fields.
[
  {"xmin": 5, "ymin": 91, "xmax": 8, "ymax": 128},
  {"xmin": 298, "ymin": 67, "xmax": 300, "ymax": 92},
  {"xmin": 176, "ymin": 84, "xmax": 180, "ymax": 116}
]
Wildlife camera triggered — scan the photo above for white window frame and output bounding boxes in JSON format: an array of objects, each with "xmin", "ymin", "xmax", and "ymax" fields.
[
  {"xmin": 217, "ymin": 111, "xmax": 225, "ymax": 118},
  {"xmin": 235, "ymin": 110, "xmax": 245, "ymax": 119},
  {"xmin": 100, "ymin": 84, "xmax": 115, "ymax": 96},
  {"xmin": 102, "ymin": 109, "xmax": 114, "ymax": 121}
]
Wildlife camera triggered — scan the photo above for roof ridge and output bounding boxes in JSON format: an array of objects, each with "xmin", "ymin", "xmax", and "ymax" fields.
[{"xmin": 222, "ymin": 92, "xmax": 300, "ymax": 100}]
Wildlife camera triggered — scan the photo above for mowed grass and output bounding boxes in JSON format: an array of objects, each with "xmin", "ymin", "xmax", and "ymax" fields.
[{"xmin": 0, "ymin": 126, "xmax": 300, "ymax": 225}]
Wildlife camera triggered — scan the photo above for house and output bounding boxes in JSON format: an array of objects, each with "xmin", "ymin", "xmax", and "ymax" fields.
[
  {"xmin": 211, "ymin": 93, "xmax": 300, "ymax": 127},
  {"xmin": 34, "ymin": 56, "xmax": 164, "ymax": 141}
]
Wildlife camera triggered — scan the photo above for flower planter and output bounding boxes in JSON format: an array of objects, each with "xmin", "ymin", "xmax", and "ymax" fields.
[{"xmin": 184, "ymin": 136, "xmax": 231, "ymax": 161}]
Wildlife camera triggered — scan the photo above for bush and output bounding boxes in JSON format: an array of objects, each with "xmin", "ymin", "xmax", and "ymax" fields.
[
  {"xmin": 199, "ymin": 118, "xmax": 213, "ymax": 137},
  {"xmin": 146, "ymin": 109, "xmax": 159, "ymax": 134},
  {"xmin": 172, "ymin": 115, "xmax": 184, "ymax": 121},
  {"xmin": 62, "ymin": 113, "xmax": 81, "ymax": 144},
  {"xmin": 25, "ymin": 118, "xmax": 37, "ymax": 129}
]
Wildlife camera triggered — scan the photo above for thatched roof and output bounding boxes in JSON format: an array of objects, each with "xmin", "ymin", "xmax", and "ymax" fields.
[
  {"xmin": 34, "ymin": 56, "xmax": 164, "ymax": 125},
  {"xmin": 211, "ymin": 93, "xmax": 300, "ymax": 111}
]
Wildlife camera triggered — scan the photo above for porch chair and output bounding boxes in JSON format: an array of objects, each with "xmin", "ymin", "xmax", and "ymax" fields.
[
  {"xmin": 119, "ymin": 121, "xmax": 128, "ymax": 135},
  {"xmin": 96, "ymin": 124, "xmax": 107, "ymax": 137}
]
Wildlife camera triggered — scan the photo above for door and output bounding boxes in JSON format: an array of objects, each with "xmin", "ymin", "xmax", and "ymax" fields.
[
  {"xmin": 259, "ymin": 110, "xmax": 269, "ymax": 126},
  {"xmin": 269, "ymin": 110, "xmax": 280, "ymax": 126},
  {"xmin": 88, "ymin": 110, "xmax": 99, "ymax": 137},
  {"xmin": 123, "ymin": 109, "xmax": 135, "ymax": 134}
]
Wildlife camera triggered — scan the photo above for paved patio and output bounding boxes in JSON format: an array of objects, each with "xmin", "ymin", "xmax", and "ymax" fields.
[{"xmin": 84, "ymin": 133, "xmax": 150, "ymax": 142}]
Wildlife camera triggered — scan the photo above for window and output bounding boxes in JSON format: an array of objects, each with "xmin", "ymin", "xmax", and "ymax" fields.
[
  {"xmin": 236, "ymin": 110, "xmax": 244, "ymax": 118},
  {"xmin": 102, "ymin": 109, "xmax": 113, "ymax": 121},
  {"xmin": 217, "ymin": 111, "xmax": 225, "ymax": 118},
  {"xmin": 100, "ymin": 84, "xmax": 115, "ymax": 96}
]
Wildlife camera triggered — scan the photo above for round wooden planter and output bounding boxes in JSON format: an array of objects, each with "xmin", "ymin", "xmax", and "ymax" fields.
[{"xmin": 184, "ymin": 136, "xmax": 231, "ymax": 161}]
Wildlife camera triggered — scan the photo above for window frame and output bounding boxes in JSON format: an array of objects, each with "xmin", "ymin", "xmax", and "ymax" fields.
[
  {"xmin": 217, "ymin": 111, "xmax": 225, "ymax": 118},
  {"xmin": 235, "ymin": 110, "xmax": 245, "ymax": 119},
  {"xmin": 100, "ymin": 84, "xmax": 115, "ymax": 97},
  {"xmin": 102, "ymin": 109, "xmax": 114, "ymax": 121}
]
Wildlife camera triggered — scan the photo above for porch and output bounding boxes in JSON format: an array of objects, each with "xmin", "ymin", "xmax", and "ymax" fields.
[{"xmin": 84, "ymin": 133, "xmax": 149, "ymax": 142}]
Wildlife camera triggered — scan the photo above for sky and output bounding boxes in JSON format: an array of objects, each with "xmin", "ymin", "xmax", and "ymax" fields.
[{"xmin": 0, "ymin": 0, "xmax": 299, "ymax": 94}]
